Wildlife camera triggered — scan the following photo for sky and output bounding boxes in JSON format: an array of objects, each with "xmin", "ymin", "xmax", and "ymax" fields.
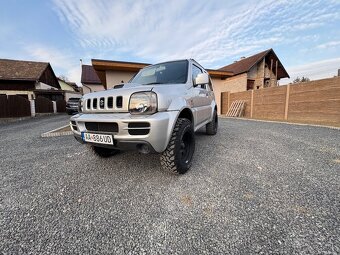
[{"xmin": 1, "ymin": 0, "xmax": 340, "ymax": 85}]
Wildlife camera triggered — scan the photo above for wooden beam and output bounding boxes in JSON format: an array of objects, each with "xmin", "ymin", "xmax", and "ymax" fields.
[
  {"xmin": 250, "ymin": 90, "xmax": 254, "ymax": 118},
  {"xmin": 206, "ymin": 69, "xmax": 233, "ymax": 78},
  {"xmin": 275, "ymin": 60, "xmax": 278, "ymax": 86},
  {"xmin": 270, "ymin": 59, "xmax": 273, "ymax": 86},
  {"xmin": 284, "ymin": 84, "xmax": 290, "ymax": 120}
]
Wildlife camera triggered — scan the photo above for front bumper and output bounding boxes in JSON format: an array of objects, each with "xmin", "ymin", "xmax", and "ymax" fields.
[{"xmin": 70, "ymin": 111, "xmax": 179, "ymax": 153}]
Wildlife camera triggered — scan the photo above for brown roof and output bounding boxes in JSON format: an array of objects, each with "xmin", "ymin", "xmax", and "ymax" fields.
[
  {"xmin": 0, "ymin": 59, "xmax": 50, "ymax": 81},
  {"xmin": 81, "ymin": 65, "xmax": 102, "ymax": 85},
  {"xmin": 219, "ymin": 49, "xmax": 289, "ymax": 79}
]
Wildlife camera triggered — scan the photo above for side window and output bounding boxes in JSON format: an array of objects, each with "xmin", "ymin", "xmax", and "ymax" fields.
[{"xmin": 192, "ymin": 64, "xmax": 202, "ymax": 86}]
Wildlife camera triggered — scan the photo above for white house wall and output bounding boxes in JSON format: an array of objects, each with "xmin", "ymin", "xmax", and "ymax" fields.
[
  {"xmin": 106, "ymin": 70, "xmax": 137, "ymax": 89},
  {"xmin": 211, "ymin": 74, "xmax": 248, "ymax": 115},
  {"xmin": 82, "ymin": 83, "xmax": 105, "ymax": 93},
  {"xmin": 35, "ymin": 82, "xmax": 55, "ymax": 90}
]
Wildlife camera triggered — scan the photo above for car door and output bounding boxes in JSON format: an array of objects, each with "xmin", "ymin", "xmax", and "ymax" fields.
[{"xmin": 191, "ymin": 64, "xmax": 212, "ymax": 126}]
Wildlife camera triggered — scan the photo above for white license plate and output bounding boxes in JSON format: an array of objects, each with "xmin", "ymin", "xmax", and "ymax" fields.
[{"xmin": 81, "ymin": 132, "xmax": 113, "ymax": 145}]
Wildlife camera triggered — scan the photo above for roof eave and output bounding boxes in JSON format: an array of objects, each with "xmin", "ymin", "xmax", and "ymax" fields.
[
  {"xmin": 206, "ymin": 69, "xmax": 234, "ymax": 79},
  {"xmin": 92, "ymin": 59, "xmax": 150, "ymax": 72}
]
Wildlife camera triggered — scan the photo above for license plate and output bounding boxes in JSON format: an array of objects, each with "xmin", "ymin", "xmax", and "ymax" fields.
[{"xmin": 81, "ymin": 132, "xmax": 113, "ymax": 145}]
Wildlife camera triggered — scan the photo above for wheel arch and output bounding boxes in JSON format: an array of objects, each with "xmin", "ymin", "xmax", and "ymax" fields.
[{"xmin": 177, "ymin": 107, "xmax": 194, "ymax": 123}]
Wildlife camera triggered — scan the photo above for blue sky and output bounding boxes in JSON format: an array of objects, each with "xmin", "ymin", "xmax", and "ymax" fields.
[{"xmin": 1, "ymin": 0, "xmax": 340, "ymax": 85}]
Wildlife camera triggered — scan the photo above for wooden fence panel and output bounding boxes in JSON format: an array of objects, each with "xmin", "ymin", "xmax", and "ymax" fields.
[
  {"xmin": 288, "ymin": 78, "xmax": 340, "ymax": 125},
  {"xmin": 56, "ymin": 99, "xmax": 66, "ymax": 112},
  {"xmin": 220, "ymin": 76, "xmax": 340, "ymax": 126},
  {"xmin": 35, "ymin": 96, "xmax": 53, "ymax": 113},
  {"xmin": 0, "ymin": 95, "xmax": 30, "ymax": 118},
  {"xmin": 8, "ymin": 95, "xmax": 31, "ymax": 117},
  {"xmin": 229, "ymin": 91, "xmax": 252, "ymax": 117},
  {"xmin": 0, "ymin": 95, "xmax": 9, "ymax": 118},
  {"xmin": 252, "ymin": 86, "xmax": 287, "ymax": 120}
]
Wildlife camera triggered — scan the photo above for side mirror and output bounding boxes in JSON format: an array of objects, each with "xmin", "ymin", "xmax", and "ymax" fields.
[{"xmin": 194, "ymin": 73, "xmax": 209, "ymax": 86}]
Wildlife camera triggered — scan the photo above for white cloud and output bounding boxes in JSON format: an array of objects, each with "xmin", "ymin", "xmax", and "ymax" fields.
[
  {"xmin": 24, "ymin": 45, "xmax": 82, "ymax": 85},
  {"xmin": 281, "ymin": 58, "xmax": 340, "ymax": 84},
  {"xmin": 52, "ymin": 0, "xmax": 340, "ymax": 67},
  {"xmin": 316, "ymin": 41, "xmax": 340, "ymax": 49}
]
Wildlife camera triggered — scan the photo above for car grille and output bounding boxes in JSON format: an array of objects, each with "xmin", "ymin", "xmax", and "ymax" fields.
[
  {"xmin": 84, "ymin": 96, "xmax": 123, "ymax": 112},
  {"xmin": 85, "ymin": 122, "xmax": 119, "ymax": 133}
]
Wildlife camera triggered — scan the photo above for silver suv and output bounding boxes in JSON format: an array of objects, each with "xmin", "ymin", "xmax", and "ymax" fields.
[{"xmin": 70, "ymin": 59, "xmax": 218, "ymax": 174}]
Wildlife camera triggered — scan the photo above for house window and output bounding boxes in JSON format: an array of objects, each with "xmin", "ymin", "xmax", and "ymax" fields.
[
  {"xmin": 247, "ymin": 80, "xmax": 255, "ymax": 90},
  {"xmin": 264, "ymin": 79, "xmax": 270, "ymax": 88}
]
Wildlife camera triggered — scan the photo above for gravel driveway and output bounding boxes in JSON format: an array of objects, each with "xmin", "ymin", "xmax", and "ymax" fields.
[{"xmin": 0, "ymin": 115, "xmax": 339, "ymax": 254}]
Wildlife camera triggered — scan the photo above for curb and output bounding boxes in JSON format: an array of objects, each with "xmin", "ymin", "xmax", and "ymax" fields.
[
  {"xmin": 219, "ymin": 116, "xmax": 340, "ymax": 130},
  {"xmin": 41, "ymin": 125, "xmax": 73, "ymax": 137}
]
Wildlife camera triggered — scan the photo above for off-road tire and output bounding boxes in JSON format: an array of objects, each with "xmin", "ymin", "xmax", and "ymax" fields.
[
  {"xmin": 90, "ymin": 145, "xmax": 119, "ymax": 158},
  {"xmin": 160, "ymin": 118, "xmax": 195, "ymax": 174},
  {"xmin": 206, "ymin": 109, "xmax": 218, "ymax": 135}
]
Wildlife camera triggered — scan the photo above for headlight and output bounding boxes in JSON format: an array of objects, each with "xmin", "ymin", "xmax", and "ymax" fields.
[
  {"xmin": 129, "ymin": 92, "xmax": 157, "ymax": 115},
  {"xmin": 78, "ymin": 98, "xmax": 84, "ymax": 112}
]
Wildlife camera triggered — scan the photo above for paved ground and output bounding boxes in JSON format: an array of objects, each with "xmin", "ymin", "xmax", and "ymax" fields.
[{"xmin": 0, "ymin": 115, "xmax": 339, "ymax": 254}]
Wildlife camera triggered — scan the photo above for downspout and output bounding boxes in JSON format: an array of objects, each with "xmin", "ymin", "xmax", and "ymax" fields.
[{"xmin": 82, "ymin": 84, "xmax": 92, "ymax": 95}]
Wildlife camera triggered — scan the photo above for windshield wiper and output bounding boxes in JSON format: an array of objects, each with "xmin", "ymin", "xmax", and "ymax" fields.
[{"xmin": 144, "ymin": 82, "xmax": 165, "ymax": 85}]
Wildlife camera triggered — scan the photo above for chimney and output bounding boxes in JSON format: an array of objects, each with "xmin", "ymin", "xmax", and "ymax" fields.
[
  {"xmin": 338, "ymin": 69, "xmax": 340, "ymax": 76},
  {"xmin": 240, "ymin": 56, "xmax": 246, "ymax": 60}
]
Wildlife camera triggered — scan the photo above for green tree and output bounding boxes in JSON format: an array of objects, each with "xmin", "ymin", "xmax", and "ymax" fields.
[{"xmin": 293, "ymin": 76, "xmax": 310, "ymax": 83}]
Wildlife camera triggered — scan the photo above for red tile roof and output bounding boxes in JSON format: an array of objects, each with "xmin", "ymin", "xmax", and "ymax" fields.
[
  {"xmin": 219, "ymin": 49, "xmax": 270, "ymax": 75},
  {"xmin": 219, "ymin": 49, "xmax": 289, "ymax": 79},
  {"xmin": 81, "ymin": 65, "xmax": 102, "ymax": 85}
]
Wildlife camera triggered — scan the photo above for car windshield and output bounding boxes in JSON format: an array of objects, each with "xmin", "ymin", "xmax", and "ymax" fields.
[{"xmin": 130, "ymin": 60, "xmax": 188, "ymax": 85}]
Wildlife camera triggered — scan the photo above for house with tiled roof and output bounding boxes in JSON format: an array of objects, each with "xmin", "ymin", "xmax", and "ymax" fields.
[
  {"xmin": 212, "ymin": 49, "xmax": 289, "ymax": 113},
  {"xmin": 81, "ymin": 65, "xmax": 105, "ymax": 94},
  {"xmin": 219, "ymin": 48, "xmax": 289, "ymax": 90},
  {"xmin": 0, "ymin": 59, "xmax": 64, "ymax": 101}
]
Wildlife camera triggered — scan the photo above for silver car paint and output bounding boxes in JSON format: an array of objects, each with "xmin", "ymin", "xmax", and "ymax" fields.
[{"xmin": 70, "ymin": 59, "xmax": 216, "ymax": 153}]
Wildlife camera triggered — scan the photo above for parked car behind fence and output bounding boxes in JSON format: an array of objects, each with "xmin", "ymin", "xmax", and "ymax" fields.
[{"xmin": 66, "ymin": 97, "xmax": 80, "ymax": 115}]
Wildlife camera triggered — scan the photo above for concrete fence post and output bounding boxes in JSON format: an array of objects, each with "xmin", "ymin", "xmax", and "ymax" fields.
[
  {"xmin": 52, "ymin": 101, "xmax": 57, "ymax": 113},
  {"xmin": 284, "ymin": 84, "xmax": 290, "ymax": 120},
  {"xmin": 250, "ymin": 90, "xmax": 254, "ymax": 118},
  {"xmin": 30, "ymin": 100, "xmax": 36, "ymax": 117}
]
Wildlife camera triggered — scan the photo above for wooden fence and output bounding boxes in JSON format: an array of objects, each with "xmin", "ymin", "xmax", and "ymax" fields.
[
  {"xmin": 0, "ymin": 95, "xmax": 31, "ymax": 118},
  {"xmin": 35, "ymin": 96, "xmax": 53, "ymax": 113},
  {"xmin": 221, "ymin": 77, "xmax": 340, "ymax": 126},
  {"xmin": 56, "ymin": 99, "xmax": 66, "ymax": 113}
]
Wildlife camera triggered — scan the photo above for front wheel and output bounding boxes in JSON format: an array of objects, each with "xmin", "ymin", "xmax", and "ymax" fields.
[
  {"xmin": 206, "ymin": 109, "xmax": 218, "ymax": 135},
  {"xmin": 160, "ymin": 118, "xmax": 195, "ymax": 174},
  {"xmin": 90, "ymin": 145, "xmax": 119, "ymax": 158}
]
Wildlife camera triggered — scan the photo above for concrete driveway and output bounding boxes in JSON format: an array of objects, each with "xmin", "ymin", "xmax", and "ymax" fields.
[{"xmin": 0, "ymin": 115, "xmax": 339, "ymax": 254}]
